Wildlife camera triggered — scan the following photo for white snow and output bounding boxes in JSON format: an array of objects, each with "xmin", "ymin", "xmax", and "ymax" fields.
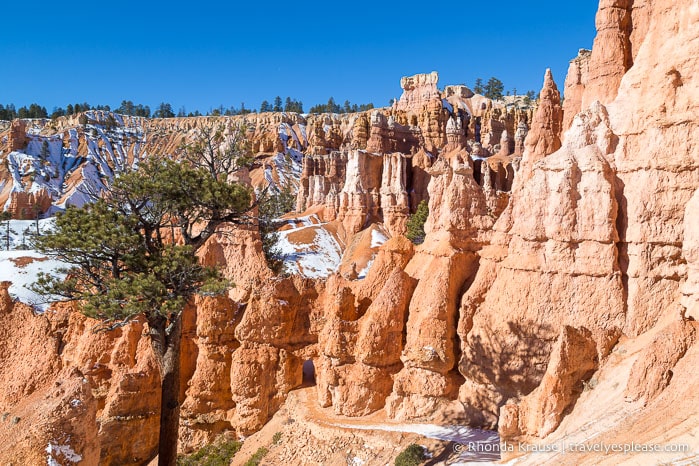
[
  {"xmin": 329, "ymin": 422, "xmax": 501, "ymax": 464},
  {"xmin": 46, "ymin": 442, "xmax": 82, "ymax": 465},
  {"xmin": 5, "ymin": 114, "xmax": 144, "ymax": 212},
  {"xmin": 442, "ymin": 98, "xmax": 454, "ymax": 114},
  {"xmin": 271, "ymin": 151, "xmax": 303, "ymax": 189},
  {"xmin": 357, "ymin": 258, "xmax": 374, "ymax": 280},
  {"xmin": 278, "ymin": 122, "xmax": 291, "ymax": 148},
  {"xmin": 0, "ymin": 251, "xmax": 67, "ymax": 311},
  {"xmin": 0, "ymin": 218, "xmax": 66, "ymax": 311},
  {"xmin": 276, "ymin": 221, "xmax": 343, "ymax": 279},
  {"xmin": 370, "ymin": 229, "xmax": 388, "ymax": 248},
  {"xmin": 298, "ymin": 123, "xmax": 308, "ymax": 145}
]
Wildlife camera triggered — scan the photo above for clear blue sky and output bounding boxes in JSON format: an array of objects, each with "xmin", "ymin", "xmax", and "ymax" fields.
[{"xmin": 0, "ymin": 1, "xmax": 599, "ymax": 113}]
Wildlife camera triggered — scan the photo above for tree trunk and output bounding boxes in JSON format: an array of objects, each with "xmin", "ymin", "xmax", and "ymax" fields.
[{"xmin": 151, "ymin": 314, "xmax": 182, "ymax": 466}]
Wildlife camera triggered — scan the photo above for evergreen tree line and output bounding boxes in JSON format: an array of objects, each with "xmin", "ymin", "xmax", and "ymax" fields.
[
  {"xmin": 8, "ymin": 85, "xmax": 555, "ymax": 122},
  {"xmin": 0, "ymin": 100, "xmax": 255, "ymax": 121},
  {"xmin": 259, "ymin": 96, "xmax": 303, "ymax": 113},
  {"xmin": 308, "ymin": 97, "xmax": 374, "ymax": 114},
  {"xmin": 0, "ymin": 102, "xmax": 113, "ymax": 121},
  {"xmin": 471, "ymin": 77, "xmax": 538, "ymax": 102}
]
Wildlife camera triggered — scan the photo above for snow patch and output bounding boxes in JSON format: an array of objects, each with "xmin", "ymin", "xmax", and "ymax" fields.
[
  {"xmin": 329, "ymin": 422, "xmax": 500, "ymax": 463},
  {"xmin": 0, "ymin": 251, "xmax": 67, "ymax": 311},
  {"xmin": 0, "ymin": 218, "xmax": 66, "ymax": 310},
  {"xmin": 370, "ymin": 229, "xmax": 388, "ymax": 248},
  {"xmin": 46, "ymin": 442, "xmax": 82, "ymax": 465},
  {"xmin": 357, "ymin": 258, "xmax": 374, "ymax": 280},
  {"xmin": 276, "ymin": 222, "xmax": 343, "ymax": 279}
]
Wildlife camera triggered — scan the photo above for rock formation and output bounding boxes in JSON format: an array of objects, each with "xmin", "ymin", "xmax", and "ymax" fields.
[
  {"xmin": 494, "ymin": 1, "xmax": 699, "ymax": 456},
  {"xmin": 499, "ymin": 326, "xmax": 599, "ymax": 438},
  {"xmin": 521, "ymin": 69, "xmax": 563, "ymax": 174},
  {"xmin": 394, "ymin": 71, "xmax": 441, "ymax": 112},
  {"xmin": 7, "ymin": 119, "xmax": 26, "ymax": 151},
  {"xmin": 562, "ymin": 49, "xmax": 592, "ymax": 132},
  {"xmin": 0, "ymin": 285, "xmax": 161, "ymax": 464},
  {"xmin": 583, "ymin": 0, "xmax": 634, "ymax": 108}
]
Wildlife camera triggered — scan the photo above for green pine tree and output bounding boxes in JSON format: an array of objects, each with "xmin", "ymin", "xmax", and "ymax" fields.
[
  {"xmin": 485, "ymin": 77, "xmax": 505, "ymax": 100},
  {"xmin": 405, "ymin": 200, "xmax": 428, "ymax": 245},
  {"xmin": 0, "ymin": 211, "xmax": 11, "ymax": 251},
  {"xmin": 40, "ymin": 140, "xmax": 50, "ymax": 159},
  {"xmin": 257, "ymin": 185, "xmax": 296, "ymax": 274},
  {"xmin": 32, "ymin": 131, "xmax": 254, "ymax": 465}
]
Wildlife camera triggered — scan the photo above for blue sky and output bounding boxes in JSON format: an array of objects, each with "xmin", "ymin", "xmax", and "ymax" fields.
[{"xmin": 0, "ymin": 1, "xmax": 599, "ymax": 113}]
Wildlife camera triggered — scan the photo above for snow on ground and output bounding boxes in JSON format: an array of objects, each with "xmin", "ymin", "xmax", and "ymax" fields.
[
  {"xmin": 370, "ymin": 229, "xmax": 388, "ymax": 248},
  {"xmin": 276, "ymin": 216, "xmax": 343, "ymax": 279},
  {"xmin": 330, "ymin": 422, "xmax": 501, "ymax": 464},
  {"xmin": 46, "ymin": 441, "xmax": 82, "ymax": 465},
  {"xmin": 357, "ymin": 258, "xmax": 374, "ymax": 280},
  {"xmin": 355, "ymin": 226, "xmax": 388, "ymax": 279},
  {"xmin": 272, "ymin": 150, "xmax": 303, "ymax": 189},
  {"xmin": 0, "ymin": 251, "xmax": 66, "ymax": 311},
  {"xmin": 4, "ymin": 113, "xmax": 145, "ymax": 212},
  {"xmin": 0, "ymin": 218, "xmax": 65, "ymax": 311}
]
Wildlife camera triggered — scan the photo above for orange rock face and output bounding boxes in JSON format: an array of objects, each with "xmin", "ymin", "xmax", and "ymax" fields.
[
  {"xmin": 562, "ymin": 49, "xmax": 592, "ymax": 133},
  {"xmin": 499, "ymin": 326, "xmax": 599, "ymax": 439},
  {"xmin": 7, "ymin": 119, "xmax": 27, "ymax": 151},
  {"xmin": 0, "ymin": 285, "xmax": 161, "ymax": 464},
  {"xmin": 583, "ymin": 0, "xmax": 634, "ymax": 109}
]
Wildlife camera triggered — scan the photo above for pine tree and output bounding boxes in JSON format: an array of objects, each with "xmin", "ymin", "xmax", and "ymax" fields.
[
  {"xmin": 155, "ymin": 102, "xmax": 175, "ymax": 118},
  {"xmin": 40, "ymin": 140, "xmax": 50, "ymax": 159},
  {"xmin": 32, "ymin": 131, "xmax": 254, "ymax": 466},
  {"xmin": 273, "ymin": 96, "xmax": 283, "ymax": 112},
  {"xmin": 0, "ymin": 211, "xmax": 11, "ymax": 251},
  {"xmin": 484, "ymin": 77, "xmax": 504, "ymax": 100},
  {"xmin": 257, "ymin": 185, "xmax": 296, "ymax": 274},
  {"xmin": 327, "ymin": 97, "xmax": 338, "ymax": 113},
  {"xmin": 405, "ymin": 200, "xmax": 428, "ymax": 244},
  {"xmin": 474, "ymin": 78, "xmax": 485, "ymax": 95},
  {"xmin": 260, "ymin": 100, "xmax": 270, "ymax": 113}
]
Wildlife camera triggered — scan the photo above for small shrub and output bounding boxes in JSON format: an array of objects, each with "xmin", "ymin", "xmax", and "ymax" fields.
[
  {"xmin": 272, "ymin": 432, "xmax": 282, "ymax": 444},
  {"xmin": 243, "ymin": 446, "xmax": 269, "ymax": 466},
  {"xmin": 177, "ymin": 437, "xmax": 242, "ymax": 466},
  {"xmin": 395, "ymin": 444, "xmax": 425, "ymax": 466},
  {"xmin": 405, "ymin": 200, "xmax": 428, "ymax": 245}
]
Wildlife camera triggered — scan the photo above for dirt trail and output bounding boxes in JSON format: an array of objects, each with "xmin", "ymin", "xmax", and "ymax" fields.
[{"xmin": 231, "ymin": 382, "xmax": 500, "ymax": 465}]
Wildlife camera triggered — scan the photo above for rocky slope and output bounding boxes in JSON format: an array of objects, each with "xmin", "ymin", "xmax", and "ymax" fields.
[{"xmin": 0, "ymin": 0, "xmax": 697, "ymax": 463}]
